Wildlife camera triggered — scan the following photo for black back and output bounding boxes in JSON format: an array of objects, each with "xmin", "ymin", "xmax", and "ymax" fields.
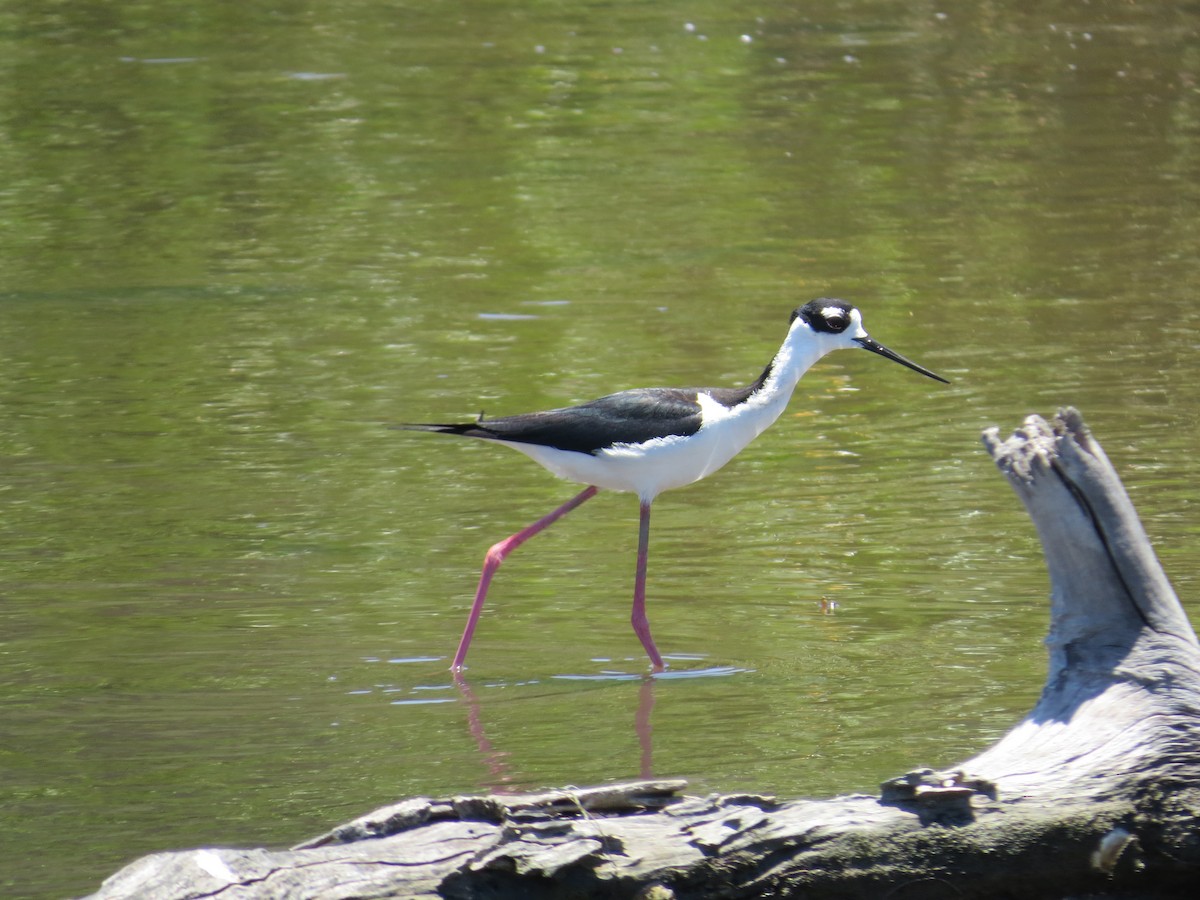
[{"xmin": 401, "ymin": 387, "xmax": 709, "ymax": 455}]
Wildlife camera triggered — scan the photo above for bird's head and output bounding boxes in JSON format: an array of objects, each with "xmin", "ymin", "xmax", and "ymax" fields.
[{"xmin": 789, "ymin": 298, "xmax": 948, "ymax": 383}]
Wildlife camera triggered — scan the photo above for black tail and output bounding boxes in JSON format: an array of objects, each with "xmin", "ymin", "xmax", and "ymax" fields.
[{"xmin": 392, "ymin": 422, "xmax": 501, "ymax": 440}]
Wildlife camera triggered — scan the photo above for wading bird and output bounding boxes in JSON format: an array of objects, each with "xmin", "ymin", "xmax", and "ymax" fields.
[{"xmin": 400, "ymin": 299, "xmax": 948, "ymax": 671}]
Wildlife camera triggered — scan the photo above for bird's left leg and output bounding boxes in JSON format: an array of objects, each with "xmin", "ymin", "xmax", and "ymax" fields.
[{"xmin": 451, "ymin": 485, "xmax": 598, "ymax": 671}]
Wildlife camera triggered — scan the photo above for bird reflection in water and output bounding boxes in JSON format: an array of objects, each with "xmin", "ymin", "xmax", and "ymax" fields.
[{"xmin": 451, "ymin": 663, "xmax": 747, "ymax": 792}]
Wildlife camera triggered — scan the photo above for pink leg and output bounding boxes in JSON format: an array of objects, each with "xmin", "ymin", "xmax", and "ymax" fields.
[
  {"xmin": 631, "ymin": 500, "xmax": 665, "ymax": 671},
  {"xmin": 451, "ymin": 485, "xmax": 598, "ymax": 671}
]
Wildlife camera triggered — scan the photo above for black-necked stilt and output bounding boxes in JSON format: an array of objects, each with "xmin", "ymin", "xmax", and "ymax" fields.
[{"xmin": 400, "ymin": 299, "xmax": 948, "ymax": 672}]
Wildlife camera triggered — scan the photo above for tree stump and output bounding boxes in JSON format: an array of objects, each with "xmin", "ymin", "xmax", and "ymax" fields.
[{"xmin": 85, "ymin": 409, "xmax": 1200, "ymax": 899}]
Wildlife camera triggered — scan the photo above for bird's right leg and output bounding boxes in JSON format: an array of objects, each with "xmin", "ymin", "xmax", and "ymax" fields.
[
  {"xmin": 630, "ymin": 499, "xmax": 666, "ymax": 671},
  {"xmin": 451, "ymin": 485, "xmax": 599, "ymax": 671}
]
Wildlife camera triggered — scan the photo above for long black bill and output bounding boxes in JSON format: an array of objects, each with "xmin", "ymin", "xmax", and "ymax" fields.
[{"xmin": 853, "ymin": 336, "xmax": 949, "ymax": 384}]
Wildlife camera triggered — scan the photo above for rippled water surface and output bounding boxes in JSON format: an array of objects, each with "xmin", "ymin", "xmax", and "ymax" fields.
[{"xmin": 3, "ymin": 2, "xmax": 1200, "ymax": 897}]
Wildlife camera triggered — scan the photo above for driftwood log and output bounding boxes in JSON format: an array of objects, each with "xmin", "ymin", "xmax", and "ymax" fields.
[{"xmin": 86, "ymin": 409, "xmax": 1200, "ymax": 899}]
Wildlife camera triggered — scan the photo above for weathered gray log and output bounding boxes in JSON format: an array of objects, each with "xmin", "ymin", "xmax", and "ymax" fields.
[{"xmin": 84, "ymin": 408, "xmax": 1200, "ymax": 899}]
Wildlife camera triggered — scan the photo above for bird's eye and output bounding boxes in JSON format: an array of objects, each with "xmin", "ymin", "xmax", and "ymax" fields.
[{"xmin": 822, "ymin": 310, "xmax": 849, "ymax": 332}]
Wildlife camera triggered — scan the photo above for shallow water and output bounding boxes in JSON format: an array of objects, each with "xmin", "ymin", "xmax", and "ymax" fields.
[{"xmin": 3, "ymin": 2, "xmax": 1200, "ymax": 897}]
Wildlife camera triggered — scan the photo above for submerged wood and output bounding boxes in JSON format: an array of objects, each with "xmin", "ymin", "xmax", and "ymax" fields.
[{"xmin": 85, "ymin": 408, "xmax": 1200, "ymax": 899}]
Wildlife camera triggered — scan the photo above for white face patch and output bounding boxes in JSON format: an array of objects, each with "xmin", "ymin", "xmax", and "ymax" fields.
[{"xmin": 847, "ymin": 307, "xmax": 867, "ymax": 339}]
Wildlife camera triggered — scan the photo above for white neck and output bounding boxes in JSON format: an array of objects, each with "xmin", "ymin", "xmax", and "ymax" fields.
[{"xmin": 753, "ymin": 311, "xmax": 857, "ymax": 406}]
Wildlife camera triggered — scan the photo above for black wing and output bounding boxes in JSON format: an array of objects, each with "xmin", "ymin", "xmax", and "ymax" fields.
[{"xmin": 398, "ymin": 387, "xmax": 706, "ymax": 455}]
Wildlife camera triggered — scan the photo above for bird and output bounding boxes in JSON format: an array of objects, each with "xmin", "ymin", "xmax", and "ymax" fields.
[{"xmin": 399, "ymin": 299, "xmax": 948, "ymax": 672}]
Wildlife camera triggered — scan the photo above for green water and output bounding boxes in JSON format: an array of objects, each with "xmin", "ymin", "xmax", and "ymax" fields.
[{"xmin": 3, "ymin": 2, "xmax": 1200, "ymax": 897}]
